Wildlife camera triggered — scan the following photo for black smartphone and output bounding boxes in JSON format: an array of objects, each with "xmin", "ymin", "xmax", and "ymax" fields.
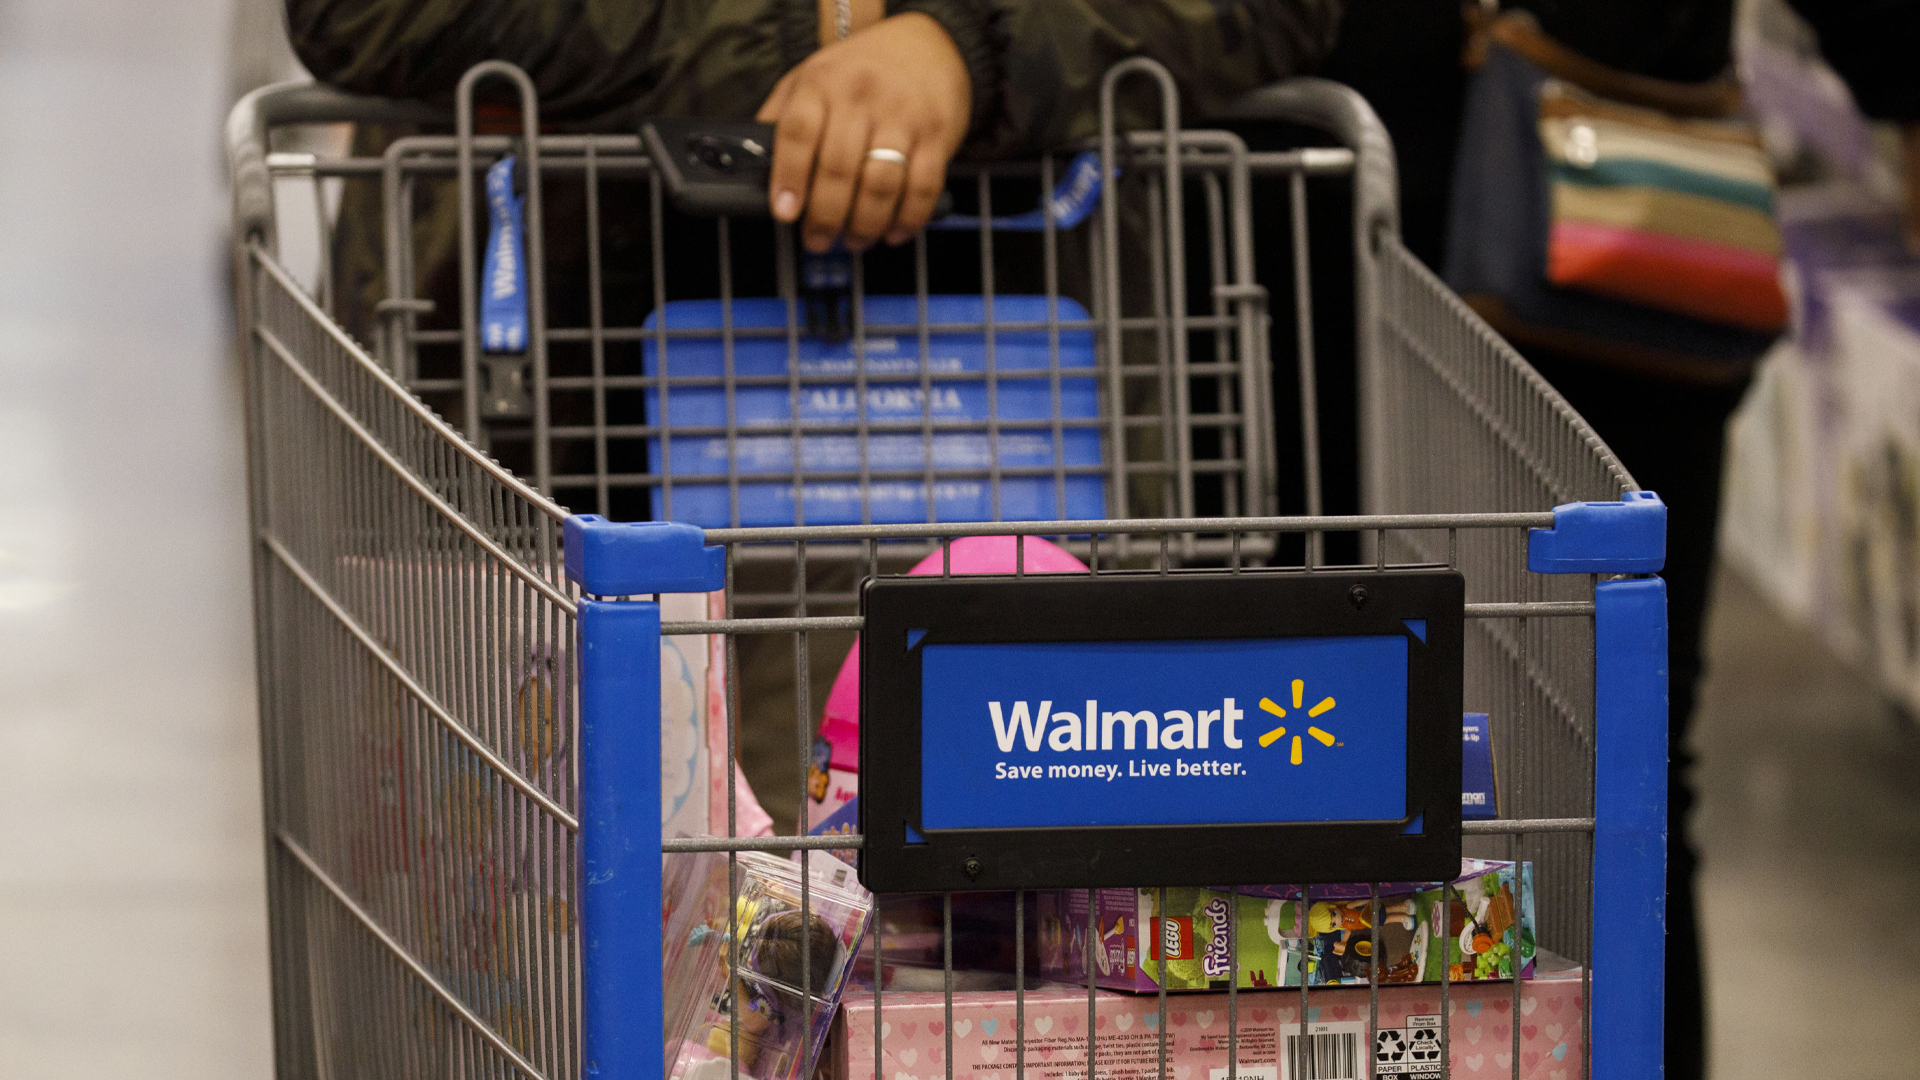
[
  {"xmin": 641, "ymin": 120, "xmax": 775, "ymax": 216},
  {"xmin": 641, "ymin": 119, "xmax": 956, "ymax": 223}
]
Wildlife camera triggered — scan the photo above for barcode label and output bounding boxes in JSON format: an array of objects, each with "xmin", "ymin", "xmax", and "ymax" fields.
[{"xmin": 1282, "ymin": 1022, "xmax": 1366, "ymax": 1080}]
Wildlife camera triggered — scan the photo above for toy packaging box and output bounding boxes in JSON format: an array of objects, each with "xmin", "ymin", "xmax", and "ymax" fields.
[
  {"xmin": 658, "ymin": 591, "xmax": 714, "ymax": 841},
  {"xmin": 664, "ymin": 850, "xmax": 875, "ymax": 1080},
  {"xmin": 808, "ymin": 712, "xmax": 860, "ymax": 844},
  {"xmin": 1035, "ymin": 861, "xmax": 1535, "ymax": 992},
  {"xmin": 832, "ymin": 953, "xmax": 1586, "ymax": 1080},
  {"xmin": 1460, "ymin": 713, "xmax": 1496, "ymax": 820},
  {"xmin": 641, "ymin": 296, "xmax": 1105, "ymax": 527}
]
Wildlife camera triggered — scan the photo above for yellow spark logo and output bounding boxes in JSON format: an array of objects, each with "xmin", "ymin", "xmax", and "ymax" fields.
[{"xmin": 1255, "ymin": 678, "xmax": 1337, "ymax": 764}]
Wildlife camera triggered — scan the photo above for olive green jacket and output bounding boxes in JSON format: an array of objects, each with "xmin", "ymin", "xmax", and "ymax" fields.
[{"xmin": 287, "ymin": 0, "xmax": 1344, "ymax": 154}]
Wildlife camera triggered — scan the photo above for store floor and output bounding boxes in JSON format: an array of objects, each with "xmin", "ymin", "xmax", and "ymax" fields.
[{"xmin": 1695, "ymin": 567, "xmax": 1920, "ymax": 1079}]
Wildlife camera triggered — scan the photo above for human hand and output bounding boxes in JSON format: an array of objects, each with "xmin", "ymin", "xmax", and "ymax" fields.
[{"xmin": 756, "ymin": 13, "xmax": 971, "ymax": 252}]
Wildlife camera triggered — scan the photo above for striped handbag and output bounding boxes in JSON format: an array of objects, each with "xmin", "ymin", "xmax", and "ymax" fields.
[{"xmin": 1540, "ymin": 78, "xmax": 1787, "ymax": 333}]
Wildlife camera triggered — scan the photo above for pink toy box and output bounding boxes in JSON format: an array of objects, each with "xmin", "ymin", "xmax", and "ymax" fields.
[{"xmin": 832, "ymin": 956, "xmax": 1586, "ymax": 1080}]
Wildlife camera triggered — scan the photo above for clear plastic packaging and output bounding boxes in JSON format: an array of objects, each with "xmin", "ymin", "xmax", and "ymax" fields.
[{"xmin": 665, "ymin": 849, "xmax": 873, "ymax": 1080}]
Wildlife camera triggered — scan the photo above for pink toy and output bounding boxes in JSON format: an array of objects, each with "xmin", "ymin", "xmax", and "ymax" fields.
[
  {"xmin": 808, "ymin": 536, "xmax": 1090, "ymax": 825},
  {"xmin": 833, "ymin": 957, "xmax": 1589, "ymax": 1080}
]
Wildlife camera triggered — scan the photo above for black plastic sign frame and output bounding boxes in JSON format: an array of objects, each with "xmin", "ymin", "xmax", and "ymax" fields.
[{"xmin": 858, "ymin": 568, "xmax": 1465, "ymax": 893}]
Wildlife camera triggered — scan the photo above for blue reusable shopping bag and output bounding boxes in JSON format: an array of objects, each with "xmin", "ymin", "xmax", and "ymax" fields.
[{"xmin": 640, "ymin": 295, "xmax": 1105, "ymax": 527}]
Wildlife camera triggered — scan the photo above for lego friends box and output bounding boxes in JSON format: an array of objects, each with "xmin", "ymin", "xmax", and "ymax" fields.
[{"xmin": 1036, "ymin": 861, "xmax": 1534, "ymax": 992}]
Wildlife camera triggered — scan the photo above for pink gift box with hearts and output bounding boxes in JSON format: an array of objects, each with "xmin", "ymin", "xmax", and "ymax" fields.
[{"xmin": 832, "ymin": 958, "xmax": 1585, "ymax": 1080}]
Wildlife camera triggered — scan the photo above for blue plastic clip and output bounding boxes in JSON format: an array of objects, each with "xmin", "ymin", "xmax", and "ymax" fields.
[
  {"xmin": 1527, "ymin": 491, "xmax": 1666, "ymax": 575},
  {"xmin": 563, "ymin": 516, "xmax": 727, "ymax": 596}
]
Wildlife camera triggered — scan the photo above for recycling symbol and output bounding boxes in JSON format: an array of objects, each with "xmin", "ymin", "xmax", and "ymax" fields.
[{"xmin": 1375, "ymin": 1028, "xmax": 1407, "ymax": 1064}]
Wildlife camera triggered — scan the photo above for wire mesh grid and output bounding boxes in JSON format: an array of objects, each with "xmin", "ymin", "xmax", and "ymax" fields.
[
  {"xmin": 233, "ymin": 58, "xmax": 1639, "ymax": 1080},
  {"xmin": 248, "ymin": 248, "xmax": 582, "ymax": 1079},
  {"xmin": 1371, "ymin": 239, "xmax": 1635, "ymax": 972},
  {"xmin": 347, "ymin": 64, "xmax": 1283, "ymax": 544}
]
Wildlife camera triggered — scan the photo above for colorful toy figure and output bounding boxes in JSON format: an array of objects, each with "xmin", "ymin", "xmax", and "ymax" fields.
[
  {"xmin": 1323, "ymin": 898, "xmax": 1417, "ymax": 956},
  {"xmin": 1263, "ymin": 898, "xmax": 1415, "ymax": 944},
  {"xmin": 806, "ymin": 738, "xmax": 833, "ymax": 803},
  {"xmin": 1263, "ymin": 897, "xmax": 1419, "ymax": 983}
]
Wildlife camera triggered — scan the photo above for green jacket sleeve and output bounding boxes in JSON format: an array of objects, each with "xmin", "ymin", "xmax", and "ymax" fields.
[
  {"xmin": 285, "ymin": 0, "xmax": 818, "ymax": 122},
  {"xmin": 894, "ymin": 0, "xmax": 1346, "ymax": 157},
  {"xmin": 288, "ymin": 0, "xmax": 1342, "ymax": 143}
]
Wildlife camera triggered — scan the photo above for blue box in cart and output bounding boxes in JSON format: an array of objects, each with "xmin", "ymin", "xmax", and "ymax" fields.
[{"xmin": 641, "ymin": 296, "xmax": 1106, "ymax": 527}]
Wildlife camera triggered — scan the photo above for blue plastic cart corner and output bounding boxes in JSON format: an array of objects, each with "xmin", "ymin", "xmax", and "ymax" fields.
[
  {"xmin": 565, "ymin": 515, "xmax": 727, "ymax": 597},
  {"xmin": 569, "ymin": 514, "xmax": 725, "ymax": 1079},
  {"xmin": 578, "ymin": 598, "xmax": 663, "ymax": 1080},
  {"xmin": 1591, "ymin": 576, "xmax": 1668, "ymax": 1080},
  {"xmin": 1529, "ymin": 492, "xmax": 1669, "ymax": 1079},
  {"xmin": 1527, "ymin": 491, "xmax": 1666, "ymax": 575}
]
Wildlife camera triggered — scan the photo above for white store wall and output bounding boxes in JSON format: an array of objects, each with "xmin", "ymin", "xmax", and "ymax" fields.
[{"xmin": 0, "ymin": 2, "xmax": 272, "ymax": 1075}]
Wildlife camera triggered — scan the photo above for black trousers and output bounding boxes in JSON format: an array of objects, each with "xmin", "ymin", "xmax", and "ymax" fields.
[{"xmin": 1521, "ymin": 349, "xmax": 1750, "ymax": 1080}]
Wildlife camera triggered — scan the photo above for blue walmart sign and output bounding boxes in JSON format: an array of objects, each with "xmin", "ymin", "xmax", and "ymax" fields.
[{"xmin": 918, "ymin": 635, "xmax": 1410, "ymax": 830}]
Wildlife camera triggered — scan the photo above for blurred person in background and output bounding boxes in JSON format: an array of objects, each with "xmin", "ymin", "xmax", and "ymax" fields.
[{"xmin": 1325, "ymin": 4, "xmax": 1917, "ymax": 1078}]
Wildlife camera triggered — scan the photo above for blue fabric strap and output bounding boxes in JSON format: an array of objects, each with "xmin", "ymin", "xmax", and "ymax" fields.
[
  {"xmin": 481, "ymin": 155, "xmax": 528, "ymax": 354},
  {"xmin": 930, "ymin": 150, "xmax": 1104, "ymax": 232}
]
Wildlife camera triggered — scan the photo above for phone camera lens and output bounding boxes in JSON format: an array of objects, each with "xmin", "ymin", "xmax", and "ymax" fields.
[
  {"xmin": 690, "ymin": 135, "xmax": 737, "ymax": 173},
  {"xmin": 687, "ymin": 133, "xmax": 769, "ymax": 176}
]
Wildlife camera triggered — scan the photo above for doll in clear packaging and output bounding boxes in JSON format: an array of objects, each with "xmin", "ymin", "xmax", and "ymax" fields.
[{"xmin": 666, "ymin": 851, "xmax": 872, "ymax": 1080}]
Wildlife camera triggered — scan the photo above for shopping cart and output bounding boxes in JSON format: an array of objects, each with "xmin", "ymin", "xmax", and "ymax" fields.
[{"xmin": 228, "ymin": 57, "xmax": 1665, "ymax": 1080}]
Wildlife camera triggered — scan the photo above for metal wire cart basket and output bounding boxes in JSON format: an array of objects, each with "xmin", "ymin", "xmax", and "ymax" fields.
[{"xmin": 228, "ymin": 57, "xmax": 1667, "ymax": 1080}]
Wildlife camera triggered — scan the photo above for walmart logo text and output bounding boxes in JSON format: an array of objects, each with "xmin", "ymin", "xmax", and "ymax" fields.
[{"xmin": 988, "ymin": 699, "xmax": 1247, "ymax": 753}]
